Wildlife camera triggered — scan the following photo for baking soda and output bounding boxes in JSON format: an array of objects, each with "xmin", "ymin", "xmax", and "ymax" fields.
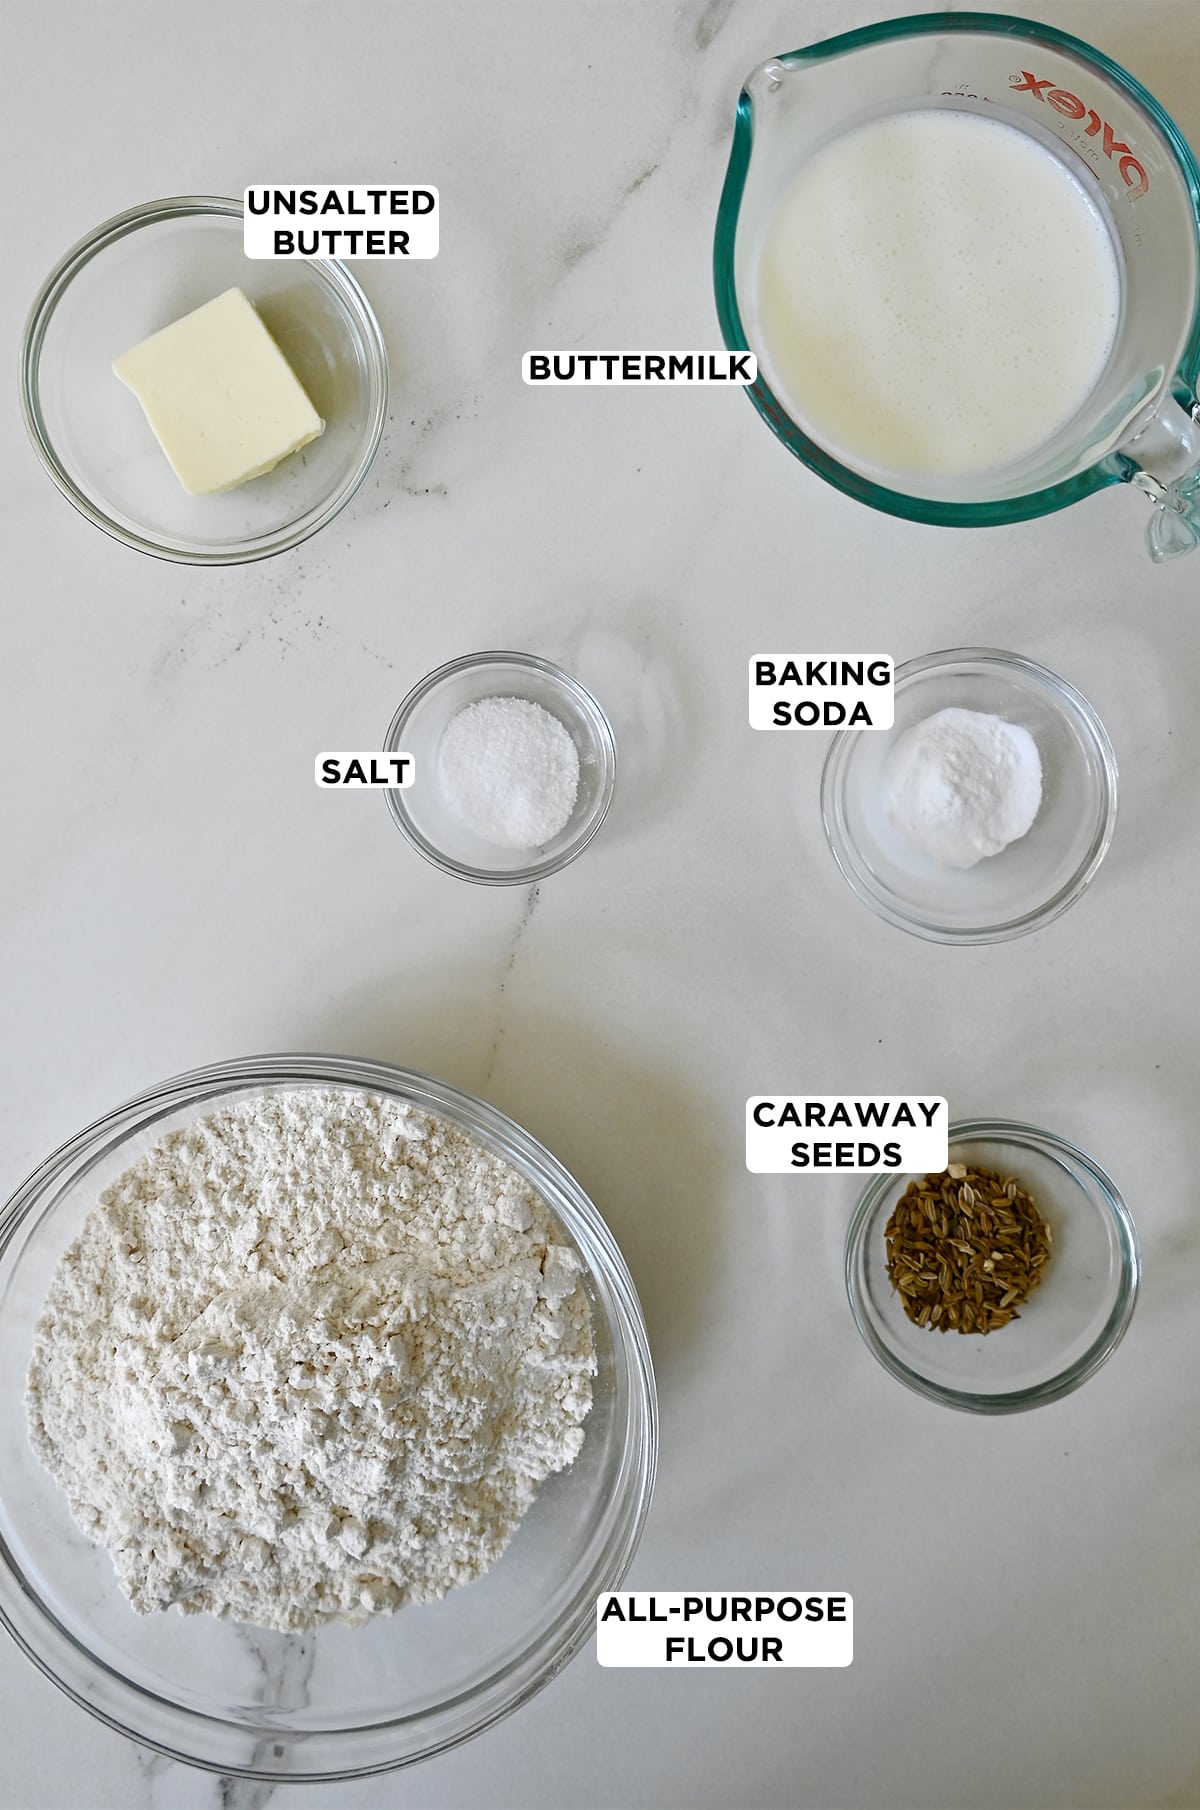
[{"xmin": 884, "ymin": 707, "xmax": 1043, "ymax": 868}]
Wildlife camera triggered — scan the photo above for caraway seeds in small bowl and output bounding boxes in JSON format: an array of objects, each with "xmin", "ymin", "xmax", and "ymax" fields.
[{"xmin": 885, "ymin": 1162, "xmax": 1052, "ymax": 1333}]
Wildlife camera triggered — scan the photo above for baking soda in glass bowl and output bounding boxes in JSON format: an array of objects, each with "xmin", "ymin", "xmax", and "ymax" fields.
[{"xmin": 820, "ymin": 648, "xmax": 1117, "ymax": 943}]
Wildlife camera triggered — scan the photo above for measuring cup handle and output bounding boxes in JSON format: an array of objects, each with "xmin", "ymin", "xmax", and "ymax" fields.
[
  {"xmin": 1123, "ymin": 394, "xmax": 1200, "ymax": 561},
  {"xmin": 1143, "ymin": 465, "xmax": 1200, "ymax": 562}
]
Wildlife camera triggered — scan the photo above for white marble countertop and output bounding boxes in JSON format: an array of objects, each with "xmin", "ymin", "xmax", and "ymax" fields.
[{"xmin": 3, "ymin": 2, "xmax": 1200, "ymax": 1806}]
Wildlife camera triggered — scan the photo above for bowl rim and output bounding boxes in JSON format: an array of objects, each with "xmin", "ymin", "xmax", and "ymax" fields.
[
  {"xmin": 0, "ymin": 1052, "xmax": 657, "ymax": 1779},
  {"xmin": 19, "ymin": 195, "xmax": 388, "ymax": 567},
  {"xmin": 820, "ymin": 645, "xmax": 1119, "ymax": 944},
  {"xmin": 383, "ymin": 651, "xmax": 618, "ymax": 885},
  {"xmin": 844, "ymin": 1116, "xmax": 1140, "ymax": 1414}
]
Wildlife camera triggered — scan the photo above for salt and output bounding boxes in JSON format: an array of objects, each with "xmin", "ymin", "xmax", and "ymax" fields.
[
  {"xmin": 884, "ymin": 706, "xmax": 1043, "ymax": 869},
  {"xmin": 438, "ymin": 695, "xmax": 580, "ymax": 849}
]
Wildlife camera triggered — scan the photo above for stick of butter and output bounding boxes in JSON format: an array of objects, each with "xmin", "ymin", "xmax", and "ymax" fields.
[{"xmin": 113, "ymin": 287, "xmax": 325, "ymax": 495}]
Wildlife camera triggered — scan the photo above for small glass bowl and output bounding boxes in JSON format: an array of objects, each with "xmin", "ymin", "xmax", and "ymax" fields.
[
  {"xmin": 384, "ymin": 652, "xmax": 617, "ymax": 884},
  {"xmin": 21, "ymin": 197, "xmax": 387, "ymax": 564},
  {"xmin": 0, "ymin": 1054, "xmax": 656, "ymax": 1778},
  {"xmin": 845, "ymin": 1120, "xmax": 1139, "ymax": 1413},
  {"xmin": 820, "ymin": 648, "xmax": 1118, "ymax": 944}
]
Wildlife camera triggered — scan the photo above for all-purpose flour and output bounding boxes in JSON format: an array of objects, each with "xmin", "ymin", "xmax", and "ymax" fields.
[{"xmin": 26, "ymin": 1089, "xmax": 596, "ymax": 1631}]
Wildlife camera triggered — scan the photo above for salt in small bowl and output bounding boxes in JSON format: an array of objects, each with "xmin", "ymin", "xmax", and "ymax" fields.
[{"xmin": 383, "ymin": 652, "xmax": 617, "ymax": 884}]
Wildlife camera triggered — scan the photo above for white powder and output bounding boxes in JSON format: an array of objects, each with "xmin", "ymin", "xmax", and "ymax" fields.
[
  {"xmin": 438, "ymin": 695, "xmax": 580, "ymax": 849},
  {"xmin": 26, "ymin": 1089, "xmax": 595, "ymax": 1631},
  {"xmin": 884, "ymin": 706, "xmax": 1043, "ymax": 868}
]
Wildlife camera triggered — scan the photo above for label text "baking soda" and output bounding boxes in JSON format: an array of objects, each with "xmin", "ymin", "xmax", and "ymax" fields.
[{"xmin": 750, "ymin": 656, "xmax": 894, "ymax": 730}]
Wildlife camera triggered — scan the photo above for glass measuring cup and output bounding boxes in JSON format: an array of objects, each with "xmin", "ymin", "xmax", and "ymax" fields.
[{"xmin": 714, "ymin": 12, "xmax": 1200, "ymax": 560}]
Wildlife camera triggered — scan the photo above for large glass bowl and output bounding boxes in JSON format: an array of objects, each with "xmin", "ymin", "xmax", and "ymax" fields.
[
  {"xmin": 21, "ymin": 198, "xmax": 387, "ymax": 564},
  {"xmin": 0, "ymin": 1055, "xmax": 656, "ymax": 1779},
  {"xmin": 845, "ymin": 1119, "xmax": 1139, "ymax": 1413}
]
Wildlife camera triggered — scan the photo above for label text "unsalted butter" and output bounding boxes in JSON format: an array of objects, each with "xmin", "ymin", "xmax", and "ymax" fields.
[{"xmin": 245, "ymin": 186, "xmax": 439, "ymax": 258}]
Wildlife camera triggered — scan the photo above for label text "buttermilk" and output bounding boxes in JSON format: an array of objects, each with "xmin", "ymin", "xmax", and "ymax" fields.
[{"xmin": 523, "ymin": 351, "xmax": 757, "ymax": 385}]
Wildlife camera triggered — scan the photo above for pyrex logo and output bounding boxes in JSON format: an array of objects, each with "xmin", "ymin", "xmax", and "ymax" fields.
[{"xmin": 1011, "ymin": 71, "xmax": 1149, "ymax": 199}]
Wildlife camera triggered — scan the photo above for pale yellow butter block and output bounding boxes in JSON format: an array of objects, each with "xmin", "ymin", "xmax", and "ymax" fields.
[{"xmin": 112, "ymin": 287, "xmax": 324, "ymax": 495}]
